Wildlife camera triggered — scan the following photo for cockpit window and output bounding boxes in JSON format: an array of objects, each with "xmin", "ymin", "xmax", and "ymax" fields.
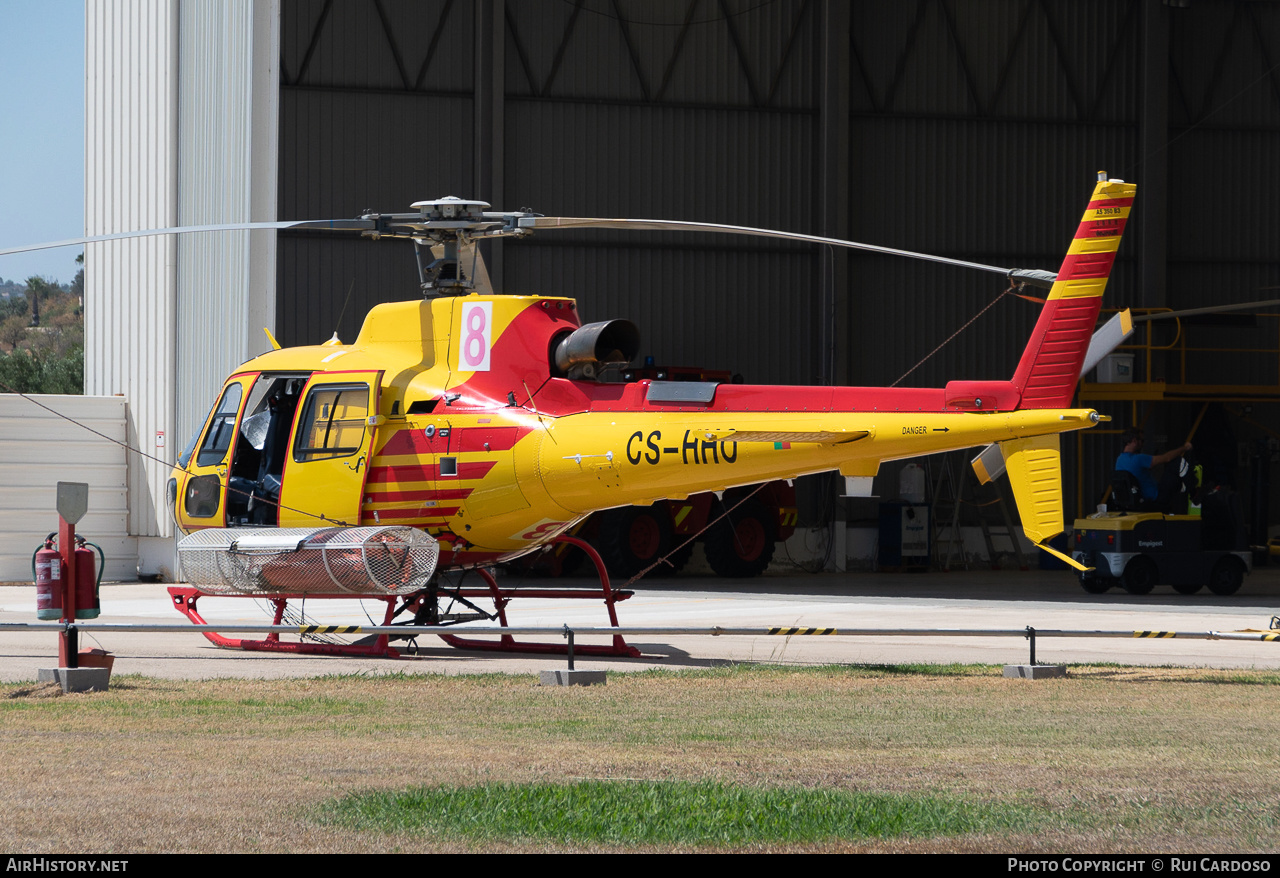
[
  {"xmin": 195, "ymin": 383, "xmax": 244, "ymax": 467},
  {"xmin": 293, "ymin": 384, "xmax": 369, "ymax": 461},
  {"xmin": 177, "ymin": 403, "xmax": 213, "ymax": 468}
]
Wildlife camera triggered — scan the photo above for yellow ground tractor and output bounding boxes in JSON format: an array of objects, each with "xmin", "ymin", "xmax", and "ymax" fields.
[{"xmin": 1071, "ymin": 475, "xmax": 1251, "ymax": 596}]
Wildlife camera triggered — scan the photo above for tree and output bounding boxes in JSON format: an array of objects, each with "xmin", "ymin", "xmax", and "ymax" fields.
[
  {"xmin": 0, "ymin": 315, "xmax": 26, "ymax": 351},
  {"xmin": 70, "ymin": 253, "xmax": 84, "ymax": 304},
  {"xmin": 0, "ymin": 350, "xmax": 41, "ymax": 393},
  {"xmin": 0, "ymin": 296, "xmax": 27, "ymax": 321},
  {"xmin": 24, "ymin": 276, "xmax": 59, "ymax": 327}
]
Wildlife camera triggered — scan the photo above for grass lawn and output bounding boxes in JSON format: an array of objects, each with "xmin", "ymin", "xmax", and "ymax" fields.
[{"xmin": 2, "ymin": 663, "xmax": 1278, "ymax": 852}]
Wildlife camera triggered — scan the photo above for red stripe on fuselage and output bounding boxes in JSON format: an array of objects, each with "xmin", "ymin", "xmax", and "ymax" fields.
[
  {"xmin": 363, "ymin": 488, "xmax": 473, "ymax": 503},
  {"xmin": 366, "ymin": 461, "xmax": 497, "ymax": 483},
  {"xmin": 378, "ymin": 426, "xmax": 531, "ymax": 455}
]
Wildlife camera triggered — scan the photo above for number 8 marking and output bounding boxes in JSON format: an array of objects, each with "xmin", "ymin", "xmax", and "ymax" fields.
[
  {"xmin": 459, "ymin": 302, "xmax": 492, "ymax": 371},
  {"xmin": 464, "ymin": 308, "xmax": 486, "ymax": 362}
]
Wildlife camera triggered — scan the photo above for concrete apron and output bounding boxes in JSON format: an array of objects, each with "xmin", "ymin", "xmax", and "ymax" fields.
[{"xmin": 1, "ymin": 567, "xmax": 1279, "ymax": 681}]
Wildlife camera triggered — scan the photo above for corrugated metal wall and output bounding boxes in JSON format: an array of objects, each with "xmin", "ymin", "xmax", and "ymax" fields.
[
  {"xmin": 0, "ymin": 395, "xmax": 135, "ymax": 582},
  {"xmin": 273, "ymin": 0, "xmax": 1196, "ymax": 388},
  {"xmin": 175, "ymin": 0, "xmax": 279, "ymax": 450},
  {"xmin": 844, "ymin": 0, "xmax": 1143, "ymax": 390},
  {"xmin": 276, "ymin": 0, "xmax": 824, "ymax": 383},
  {"xmin": 85, "ymin": 0, "xmax": 177, "ymax": 538},
  {"xmin": 1165, "ymin": 1, "xmax": 1280, "ymax": 387},
  {"xmin": 86, "ymin": 0, "xmax": 280, "ymax": 548},
  {"xmin": 276, "ymin": 0, "xmax": 475, "ymax": 345}
]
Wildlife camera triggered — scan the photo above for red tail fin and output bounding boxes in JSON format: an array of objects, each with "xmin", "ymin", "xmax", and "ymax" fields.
[{"xmin": 1011, "ymin": 176, "xmax": 1136, "ymax": 409}]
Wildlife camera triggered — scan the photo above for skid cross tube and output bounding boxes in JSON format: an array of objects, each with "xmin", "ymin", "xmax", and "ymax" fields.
[{"xmin": 433, "ymin": 536, "xmax": 639, "ymax": 657}]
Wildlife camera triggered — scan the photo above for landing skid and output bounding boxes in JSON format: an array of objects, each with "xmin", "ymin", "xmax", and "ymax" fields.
[
  {"xmin": 167, "ymin": 536, "xmax": 640, "ymax": 658},
  {"xmin": 168, "ymin": 586, "xmax": 403, "ymax": 657}
]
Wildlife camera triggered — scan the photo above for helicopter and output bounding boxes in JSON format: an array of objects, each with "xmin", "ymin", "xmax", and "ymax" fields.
[{"xmin": 5, "ymin": 172, "xmax": 1135, "ymax": 657}]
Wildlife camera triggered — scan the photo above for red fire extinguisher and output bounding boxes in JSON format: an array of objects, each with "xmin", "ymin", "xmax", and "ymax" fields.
[
  {"xmin": 33, "ymin": 533, "xmax": 103, "ymax": 621},
  {"xmin": 34, "ymin": 534, "xmax": 61, "ymax": 621}
]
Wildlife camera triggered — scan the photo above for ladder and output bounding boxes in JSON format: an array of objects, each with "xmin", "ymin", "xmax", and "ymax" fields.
[
  {"xmin": 929, "ymin": 451, "xmax": 1029, "ymax": 571},
  {"xmin": 929, "ymin": 454, "xmax": 968, "ymax": 571}
]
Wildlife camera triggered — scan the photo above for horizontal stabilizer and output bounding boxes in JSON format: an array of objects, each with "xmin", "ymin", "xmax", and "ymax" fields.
[
  {"xmin": 1079, "ymin": 309, "xmax": 1133, "ymax": 378},
  {"xmin": 971, "ymin": 443, "xmax": 1005, "ymax": 485}
]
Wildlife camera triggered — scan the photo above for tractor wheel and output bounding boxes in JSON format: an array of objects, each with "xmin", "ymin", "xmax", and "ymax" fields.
[
  {"xmin": 704, "ymin": 499, "xmax": 777, "ymax": 579},
  {"xmin": 1079, "ymin": 573, "xmax": 1111, "ymax": 594},
  {"xmin": 1207, "ymin": 557, "xmax": 1246, "ymax": 596},
  {"xmin": 1121, "ymin": 556, "xmax": 1158, "ymax": 595},
  {"xmin": 596, "ymin": 507, "xmax": 672, "ymax": 579}
]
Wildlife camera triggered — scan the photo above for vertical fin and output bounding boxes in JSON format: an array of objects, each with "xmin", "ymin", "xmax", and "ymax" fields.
[
  {"xmin": 1012, "ymin": 176, "xmax": 1137, "ymax": 409},
  {"xmin": 1000, "ymin": 434, "xmax": 1091, "ymax": 572}
]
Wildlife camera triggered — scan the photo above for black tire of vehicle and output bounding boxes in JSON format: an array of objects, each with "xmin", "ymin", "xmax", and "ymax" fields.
[
  {"xmin": 1171, "ymin": 580, "xmax": 1203, "ymax": 595},
  {"xmin": 596, "ymin": 506, "xmax": 673, "ymax": 579},
  {"xmin": 704, "ymin": 499, "xmax": 777, "ymax": 578},
  {"xmin": 1121, "ymin": 556, "xmax": 1158, "ymax": 595},
  {"xmin": 1207, "ymin": 557, "xmax": 1245, "ymax": 596},
  {"xmin": 1079, "ymin": 574, "xmax": 1111, "ymax": 594}
]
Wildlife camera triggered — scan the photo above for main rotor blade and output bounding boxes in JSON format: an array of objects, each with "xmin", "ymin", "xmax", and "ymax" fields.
[
  {"xmin": 1132, "ymin": 298, "xmax": 1280, "ymax": 322},
  {"xmin": 0, "ymin": 219, "xmax": 375, "ymax": 258},
  {"xmin": 521, "ymin": 215, "xmax": 1033, "ymax": 281}
]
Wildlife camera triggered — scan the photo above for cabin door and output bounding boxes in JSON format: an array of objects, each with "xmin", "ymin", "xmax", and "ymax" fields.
[
  {"xmin": 277, "ymin": 371, "xmax": 383, "ymax": 528},
  {"xmin": 178, "ymin": 375, "xmax": 255, "ymax": 529}
]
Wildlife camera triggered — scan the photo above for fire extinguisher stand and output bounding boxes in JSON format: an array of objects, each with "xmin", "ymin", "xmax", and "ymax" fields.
[{"xmin": 37, "ymin": 482, "xmax": 110, "ymax": 693}]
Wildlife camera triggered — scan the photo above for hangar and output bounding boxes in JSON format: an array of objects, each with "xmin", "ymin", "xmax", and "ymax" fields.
[{"xmin": 73, "ymin": 0, "xmax": 1280, "ymax": 577}]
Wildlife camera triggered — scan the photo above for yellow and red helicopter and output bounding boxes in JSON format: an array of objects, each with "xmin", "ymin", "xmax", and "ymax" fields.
[{"xmin": 6, "ymin": 173, "xmax": 1135, "ymax": 657}]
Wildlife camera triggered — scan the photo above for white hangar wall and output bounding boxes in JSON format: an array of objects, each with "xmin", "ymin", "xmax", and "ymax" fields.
[
  {"xmin": 85, "ymin": 0, "xmax": 278, "ymax": 572},
  {"xmin": 0, "ymin": 395, "xmax": 136, "ymax": 583}
]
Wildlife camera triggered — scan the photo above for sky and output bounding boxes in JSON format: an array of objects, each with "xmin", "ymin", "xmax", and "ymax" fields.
[{"xmin": 0, "ymin": 0, "xmax": 84, "ymax": 286}]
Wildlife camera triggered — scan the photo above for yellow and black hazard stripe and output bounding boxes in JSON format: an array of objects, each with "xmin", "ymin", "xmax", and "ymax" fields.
[
  {"xmin": 1133, "ymin": 630, "xmax": 1176, "ymax": 639},
  {"xmin": 768, "ymin": 627, "xmax": 837, "ymax": 636},
  {"xmin": 299, "ymin": 625, "xmax": 362, "ymax": 635}
]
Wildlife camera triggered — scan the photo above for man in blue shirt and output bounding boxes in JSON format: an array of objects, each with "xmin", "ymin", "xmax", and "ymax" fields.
[{"xmin": 1116, "ymin": 427, "xmax": 1192, "ymax": 501}]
